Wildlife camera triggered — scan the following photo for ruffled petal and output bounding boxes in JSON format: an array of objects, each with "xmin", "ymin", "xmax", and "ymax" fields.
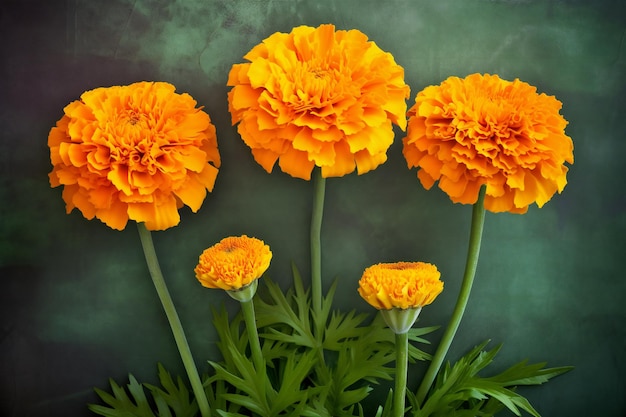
[
  {"xmin": 47, "ymin": 81, "xmax": 220, "ymax": 230},
  {"xmin": 403, "ymin": 73, "xmax": 573, "ymax": 213},
  {"xmin": 227, "ymin": 24, "xmax": 409, "ymax": 180}
]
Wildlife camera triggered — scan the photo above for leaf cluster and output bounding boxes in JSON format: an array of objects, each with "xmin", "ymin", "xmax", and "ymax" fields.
[
  {"xmin": 89, "ymin": 363, "xmax": 199, "ymax": 417},
  {"xmin": 409, "ymin": 341, "xmax": 573, "ymax": 417},
  {"xmin": 88, "ymin": 267, "xmax": 572, "ymax": 417},
  {"xmin": 210, "ymin": 264, "xmax": 437, "ymax": 417}
]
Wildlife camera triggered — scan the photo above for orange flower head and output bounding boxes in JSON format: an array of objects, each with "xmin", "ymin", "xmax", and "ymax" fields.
[
  {"xmin": 358, "ymin": 262, "xmax": 443, "ymax": 310},
  {"xmin": 227, "ymin": 24, "xmax": 410, "ymax": 180},
  {"xmin": 194, "ymin": 235, "xmax": 272, "ymax": 291},
  {"xmin": 402, "ymin": 73, "xmax": 574, "ymax": 213},
  {"xmin": 48, "ymin": 81, "xmax": 221, "ymax": 231}
]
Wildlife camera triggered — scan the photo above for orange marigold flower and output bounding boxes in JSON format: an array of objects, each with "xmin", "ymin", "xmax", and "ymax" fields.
[
  {"xmin": 358, "ymin": 262, "xmax": 443, "ymax": 310},
  {"xmin": 227, "ymin": 24, "xmax": 410, "ymax": 180},
  {"xmin": 48, "ymin": 81, "xmax": 221, "ymax": 231},
  {"xmin": 402, "ymin": 73, "xmax": 574, "ymax": 213},
  {"xmin": 194, "ymin": 235, "xmax": 272, "ymax": 291}
]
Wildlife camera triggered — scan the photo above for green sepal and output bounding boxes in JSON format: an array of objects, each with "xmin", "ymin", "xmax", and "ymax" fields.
[
  {"xmin": 226, "ymin": 280, "xmax": 259, "ymax": 303},
  {"xmin": 380, "ymin": 307, "xmax": 422, "ymax": 334}
]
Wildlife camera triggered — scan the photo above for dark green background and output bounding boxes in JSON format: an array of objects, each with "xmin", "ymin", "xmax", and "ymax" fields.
[{"xmin": 1, "ymin": 0, "xmax": 624, "ymax": 416}]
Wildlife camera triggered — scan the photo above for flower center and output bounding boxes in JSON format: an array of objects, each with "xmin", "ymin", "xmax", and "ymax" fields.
[{"xmin": 288, "ymin": 61, "xmax": 349, "ymax": 116}]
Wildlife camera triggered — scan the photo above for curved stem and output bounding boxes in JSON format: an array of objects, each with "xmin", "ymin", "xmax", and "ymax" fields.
[
  {"xmin": 310, "ymin": 168, "xmax": 326, "ymax": 333},
  {"xmin": 240, "ymin": 299, "xmax": 265, "ymax": 378},
  {"xmin": 393, "ymin": 331, "xmax": 409, "ymax": 417},
  {"xmin": 137, "ymin": 223, "xmax": 211, "ymax": 417},
  {"xmin": 415, "ymin": 186, "xmax": 487, "ymax": 406}
]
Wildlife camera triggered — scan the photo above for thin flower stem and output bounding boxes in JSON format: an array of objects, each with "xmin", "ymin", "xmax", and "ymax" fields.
[
  {"xmin": 136, "ymin": 223, "xmax": 211, "ymax": 417},
  {"xmin": 240, "ymin": 299, "xmax": 266, "ymax": 378},
  {"xmin": 311, "ymin": 168, "xmax": 326, "ymax": 336},
  {"xmin": 394, "ymin": 331, "xmax": 409, "ymax": 417},
  {"xmin": 415, "ymin": 186, "xmax": 487, "ymax": 406}
]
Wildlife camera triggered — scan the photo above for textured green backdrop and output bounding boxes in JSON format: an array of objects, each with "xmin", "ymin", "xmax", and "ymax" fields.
[{"xmin": 1, "ymin": 0, "xmax": 625, "ymax": 416}]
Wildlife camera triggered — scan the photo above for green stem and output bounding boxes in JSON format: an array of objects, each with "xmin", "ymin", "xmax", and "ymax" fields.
[
  {"xmin": 136, "ymin": 223, "xmax": 211, "ymax": 417},
  {"xmin": 415, "ymin": 186, "xmax": 487, "ymax": 406},
  {"xmin": 240, "ymin": 299, "xmax": 265, "ymax": 378},
  {"xmin": 394, "ymin": 331, "xmax": 409, "ymax": 417},
  {"xmin": 310, "ymin": 168, "xmax": 326, "ymax": 334}
]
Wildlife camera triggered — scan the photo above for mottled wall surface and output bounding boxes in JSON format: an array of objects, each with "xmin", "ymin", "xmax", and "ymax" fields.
[{"xmin": 0, "ymin": 0, "xmax": 624, "ymax": 416}]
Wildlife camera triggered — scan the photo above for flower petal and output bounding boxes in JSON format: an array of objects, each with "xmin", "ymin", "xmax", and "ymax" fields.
[
  {"xmin": 278, "ymin": 147, "xmax": 315, "ymax": 180},
  {"xmin": 195, "ymin": 235, "xmax": 272, "ymax": 291},
  {"xmin": 48, "ymin": 81, "xmax": 220, "ymax": 230},
  {"xmin": 227, "ymin": 24, "xmax": 409, "ymax": 179},
  {"xmin": 403, "ymin": 73, "xmax": 573, "ymax": 213},
  {"xmin": 128, "ymin": 196, "xmax": 180, "ymax": 231}
]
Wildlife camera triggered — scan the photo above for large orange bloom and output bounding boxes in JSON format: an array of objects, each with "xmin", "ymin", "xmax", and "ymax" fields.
[
  {"xmin": 48, "ymin": 81, "xmax": 221, "ymax": 231},
  {"xmin": 227, "ymin": 24, "xmax": 410, "ymax": 180},
  {"xmin": 403, "ymin": 73, "xmax": 574, "ymax": 213},
  {"xmin": 358, "ymin": 262, "xmax": 443, "ymax": 311}
]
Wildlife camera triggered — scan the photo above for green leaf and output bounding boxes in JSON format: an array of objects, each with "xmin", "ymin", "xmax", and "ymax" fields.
[
  {"xmin": 215, "ymin": 411, "xmax": 250, "ymax": 417},
  {"xmin": 153, "ymin": 396, "xmax": 173, "ymax": 417},
  {"xmin": 322, "ymin": 308, "xmax": 370, "ymax": 350},
  {"xmin": 374, "ymin": 389, "xmax": 395, "ymax": 417},
  {"xmin": 89, "ymin": 376, "xmax": 156, "ymax": 417},
  {"xmin": 145, "ymin": 363, "xmax": 198, "ymax": 417},
  {"xmin": 89, "ymin": 363, "xmax": 205, "ymax": 417},
  {"xmin": 88, "ymin": 404, "xmax": 138, "ymax": 417},
  {"xmin": 254, "ymin": 272, "xmax": 317, "ymax": 349},
  {"xmin": 271, "ymin": 350, "xmax": 320, "ymax": 413},
  {"xmin": 205, "ymin": 378, "xmax": 243, "ymax": 415},
  {"xmin": 485, "ymin": 360, "xmax": 574, "ymax": 386},
  {"xmin": 412, "ymin": 341, "xmax": 572, "ymax": 417},
  {"xmin": 218, "ymin": 393, "xmax": 267, "ymax": 415}
]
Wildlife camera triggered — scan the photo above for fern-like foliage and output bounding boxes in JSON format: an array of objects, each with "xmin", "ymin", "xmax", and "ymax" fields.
[
  {"xmin": 209, "ymin": 305, "xmax": 322, "ymax": 417},
  {"xmin": 250, "ymin": 264, "xmax": 437, "ymax": 416},
  {"xmin": 90, "ymin": 266, "xmax": 573, "ymax": 417},
  {"xmin": 89, "ymin": 364, "xmax": 198, "ymax": 417},
  {"xmin": 408, "ymin": 341, "xmax": 573, "ymax": 417}
]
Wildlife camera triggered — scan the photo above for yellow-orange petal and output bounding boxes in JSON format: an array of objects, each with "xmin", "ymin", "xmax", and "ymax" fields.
[
  {"xmin": 358, "ymin": 262, "xmax": 443, "ymax": 311},
  {"xmin": 47, "ymin": 81, "xmax": 220, "ymax": 230},
  {"xmin": 128, "ymin": 196, "xmax": 180, "ymax": 231},
  {"xmin": 227, "ymin": 24, "xmax": 409, "ymax": 180},
  {"xmin": 195, "ymin": 235, "xmax": 272, "ymax": 291},
  {"xmin": 403, "ymin": 73, "xmax": 573, "ymax": 213},
  {"xmin": 354, "ymin": 148, "xmax": 387, "ymax": 175},
  {"xmin": 278, "ymin": 147, "xmax": 316, "ymax": 180},
  {"xmin": 98, "ymin": 198, "xmax": 131, "ymax": 231},
  {"xmin": 320, "ymin": 141, "xmax": 355, "ymax": 178}
]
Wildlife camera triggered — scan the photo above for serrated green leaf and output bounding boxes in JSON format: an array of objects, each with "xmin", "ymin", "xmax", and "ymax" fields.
[
  {"xmin": 92, "ymin": 386, "xmax": 119, "ymax": 408},
  {"xmin": 144, "ymin": 364, "xmax": 198, "ymax": 417},
  {"xmin": 486, "ymin": 360, "xmax": 574, "ymax": 386},
  {"xmin": 254, "ymin": 275, "xmax": 317, "ymax": 349},
  {"xmin": 312, "ymin": 276, "xmax": 337, "ymax": 334},
  {"xmin": 110, "ymin": 379, "xmax": 133, "ymax": 405},
  {"xmin": 219, "ymin": 393, "xmax": 267, "ymax": 415},
  {"xmin": 209, "ymin": 317, "xmax": 274, "ymax": 416},
  {"xmin": 375, "ymin": 389, "xmax": 395, "ymax": 417},
  {"xmin": 413, "ymin": 340, "xmax": 571, "ymax": 417},
  {"xmin": 126, "ymin": 375, "xmax": 154, "ymax": 415},
  {"xmin": 87, "ymin": 404, "xmax": 134, "ymax": 417},
  {"xmin": 89, "ymin": 376, "xmax": 157, "ymax": 417},
  {"xmin": 323, "ymin": 309, "xmax": 370, "ymax": 350},
  {"xmin": 153, "ymin": 395, "xmax": 173, "ymax": 417},
  {"xmin": 205, "ymin": 377, "xmax": 242, "ymax": 415},
  {"xmin": 215, "ymin": 410, "xmax": 249, "ymax": 417}
]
